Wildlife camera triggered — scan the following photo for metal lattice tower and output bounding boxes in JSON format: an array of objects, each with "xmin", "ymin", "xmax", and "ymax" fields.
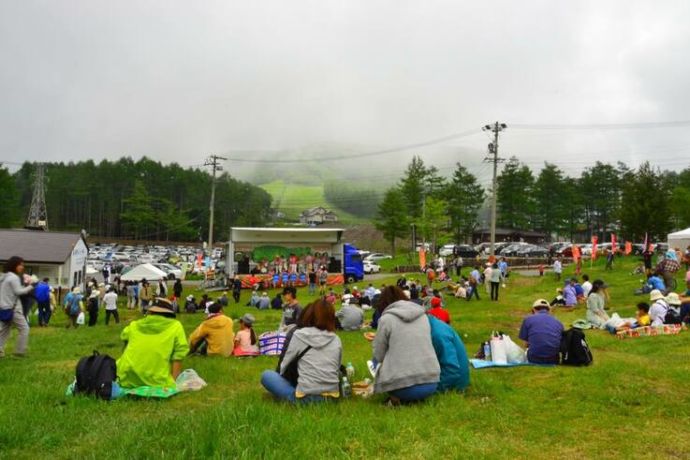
[{"xmin": 25, "ymin": 163, "xmax": 48, "ymax": 230}]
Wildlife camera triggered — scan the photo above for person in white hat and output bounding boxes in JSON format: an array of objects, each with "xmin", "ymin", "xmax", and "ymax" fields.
[
  {"xmin": 87, "ymin": 289, "xmax": 100, "ymax": 327},
  {"xmin": 649, "ymin": 289, "xmax": 669, "ymax": 327},
  {"xmin": 665, "ymin": 293, "xmax": 682, "ymax": 324}
]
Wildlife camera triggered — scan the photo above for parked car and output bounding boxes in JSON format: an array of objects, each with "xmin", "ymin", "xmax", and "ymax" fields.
[
  {"xmin": 363, "ymin": 261, "xmax": 381, "ymax": 274},
  {"xmin": 153, "ymin": 263, "xmax": 183, "ymax": 280},
  {"xmin": 500, "ymin": 243, "xmax": 531, "ymax": 257},
  {"xmin": 439, "ymin": 244, "xmax": 456, "ymax": 257},
  {"xmin": 516, "ymin": 245, "xmax": 549, "ymax": 257},
  {"xmin": 364, "ymin": 253, "xmax": 392, "ymax": 262}
]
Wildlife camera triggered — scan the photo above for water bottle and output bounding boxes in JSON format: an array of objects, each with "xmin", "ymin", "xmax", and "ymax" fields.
[
  {"xmin": 346, "ymin": 362, "xmax": 355, "ymax": 381},
  {"xmin": 483, "ymin": 341, "xmax": 491, "ymax": 361},
  {"xmin": 341, "ymin": 376, "xmax": 352, "ymax": 398}
]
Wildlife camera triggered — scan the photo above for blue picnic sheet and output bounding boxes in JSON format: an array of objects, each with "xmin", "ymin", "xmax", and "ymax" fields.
[{"xmin": 470, "ymin": 359, "xmax": 556, "ymax": 369}]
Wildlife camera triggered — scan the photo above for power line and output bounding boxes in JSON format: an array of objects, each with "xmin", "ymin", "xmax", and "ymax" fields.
[
  {"xmin": 219, "ymin": 129, "xmax": 482, "ymax": 163},
  {"xmin": 511, "ymin": 120, "xmax": 690, "ymax": 130}
]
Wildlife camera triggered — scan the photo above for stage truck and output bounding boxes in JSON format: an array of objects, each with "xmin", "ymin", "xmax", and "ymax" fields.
[{"xmin": 226, "ymin": 227, "xmax": 364, "ymax": 285}]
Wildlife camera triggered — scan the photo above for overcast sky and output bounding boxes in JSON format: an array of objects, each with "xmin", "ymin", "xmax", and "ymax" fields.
[{"xmin": 1, "ymin": 0, "xmax": 690, "ymax": 180}]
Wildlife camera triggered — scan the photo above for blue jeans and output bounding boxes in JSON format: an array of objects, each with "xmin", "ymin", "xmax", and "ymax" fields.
[
  {"xmin": 37, "ymin": 301, "xmax": 51, "ymax": 326},
  {"xmin": 260, "ymin": 371, "xmax": 329, "ymax": 404},
  {"xmin": 389, "ymin": 383, "xmax": 438, "ymax": 402}
]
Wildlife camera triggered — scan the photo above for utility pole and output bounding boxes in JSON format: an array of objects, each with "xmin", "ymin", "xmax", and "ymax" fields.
[
  {"xmin": 25, "ymin": 163, "xmax": 49, "ymax": 230},
  {"xmin": 204, "ymin": 155, "xmax": 227, "ymax": 251},
  {"xmin": 482, "ymin": 122, "xmax": 507, "ymax": 256}
]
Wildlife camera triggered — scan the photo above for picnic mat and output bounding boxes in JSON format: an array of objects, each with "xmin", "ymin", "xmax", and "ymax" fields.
[
  {"xmin": 470, "ymin": 359, "xmax": 556, "ymax": 369},
  {"xmin": 615, "ymin": 324, "xmax": 685, "ymax": 340}
]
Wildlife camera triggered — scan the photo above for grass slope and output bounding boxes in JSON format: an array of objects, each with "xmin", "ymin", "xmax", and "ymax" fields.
[
  {"xmin": 260, "ymin": 180, "xmax": 365, "ymax": 224},
  {"xmin": 1, "ymin": 257, "xmax": 689, "ymax": 459}
]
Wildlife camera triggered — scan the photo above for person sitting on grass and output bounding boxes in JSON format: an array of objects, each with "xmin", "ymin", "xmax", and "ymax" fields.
[
  {"xmin": 335, "ymin": 300, "xmax": 364, "ymax": 331},
  {"xmin": 117, "ymin": 298, "xmax": 189, "ymax": 389},
  {"xmin": 257, "ymin": 292, "xmax": 270, "ymax": 310},
  {"xmin": 550, "ymin": 288, "xmax": 566, "ymax": 307},
  {"xmin": 648, "ymin": 289, "xmax": 669, "ymax": 327},
  {"xmin": 586, "ymin": 280, "xmax": 610, "ymax": 329},
  {"xmin": 572, "ymin": 278, "xmax": 585, "ymax": 303},
  {"xmin": 189, "ymin": 302, "xmax": 234, "ymax": 357},
  {"xmin": 271, "ymin": 292, "xmax": 283, "ymax": 310},
  {"xmin": 427, "ymin": 315, "xmax": 469, "ymax": 392},
  {"xmin": 246, "ymin": 290, "xmax": 260, "ymax": 308},
  {"xmin": 261, "ymin": 299, "xmax": 342, "ymax": 403},
  {"xmin": 563, "ymin": 279, "xmax": 577, "ymax": 307},
  {"xmin": 371, "ymin": 286, "xmax": 440, "ymax": 405},
  {"xmin": 518, "ymin": 299, "xmax": 564, "ymax": 365},
  {"xmin": 643, "ymin": 272, "xmax": 666, "ymax": 294},
  {"xmin": 427, "ymin": 296, "xmax": 451, "ymax": 324},
  {"xmin": 234, "ymin": 314, "xmax": 259, "ymax": 356},
  {"xmin": 612, "ymin": 303, "xmax": 651, "ymax": 332}
]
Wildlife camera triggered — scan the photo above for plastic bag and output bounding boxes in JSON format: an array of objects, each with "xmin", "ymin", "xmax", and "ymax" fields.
[
  {"xmin": 176, "ymin": 369, "xmax": 207, "ymax": 392},
  {"xmin": 502, "ymin": 334, "xmax": 526, "ymax": 364},
  {"xmin": 490, "ymin": 335, "xmax": 507, "ymax": 364},
  {"xmin": 76, "ymin": 312, "xmax": 85, "ymax": 325}
]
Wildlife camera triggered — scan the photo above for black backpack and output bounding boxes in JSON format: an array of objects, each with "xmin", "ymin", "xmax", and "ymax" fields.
[
  {"xmin": 664, "ymin": 308, "xmax": 682, "ymax": 325},
  {"xmin": 560, "ymin": 328, "xmax": 593, "ymax": 366},
  {"xmin": 75, "ymin": 351, "xmax": 117, "ymax": 400}
]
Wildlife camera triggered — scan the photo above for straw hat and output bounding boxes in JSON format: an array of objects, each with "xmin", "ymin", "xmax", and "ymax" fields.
[
  {"xmin": 147, "ymin": 298, "xmax": 176, "ymax": 316},
  {"xmin": 666, "ymin": 292, "xmax": 681, "ymax": 306},
  {"xmin": 649, "ymin": 290, "xmax": 665, "ymax": 302}
]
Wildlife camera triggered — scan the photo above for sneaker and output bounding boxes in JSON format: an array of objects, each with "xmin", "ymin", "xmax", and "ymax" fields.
[{"xmin": 367, "ymin": 360, "xmax": 379, "ymax": 379}]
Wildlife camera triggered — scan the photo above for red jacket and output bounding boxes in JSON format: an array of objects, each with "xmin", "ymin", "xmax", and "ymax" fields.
[{"xmin": 428, "ymin": 307, "xmax": 451, "ymax": 324}]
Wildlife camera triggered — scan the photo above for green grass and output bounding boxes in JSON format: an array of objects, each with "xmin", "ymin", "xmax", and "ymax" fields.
[
  {"xmin": 260, "ymin": 180, "xmax": 365, "ymax": 224},
  {"xmin": 1, "ymin": 257, "xmax": 689, "ymax": 459}
]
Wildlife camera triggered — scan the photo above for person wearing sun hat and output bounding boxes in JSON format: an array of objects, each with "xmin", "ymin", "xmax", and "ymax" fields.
[
  {"xmin": 518, "ymin": 299, "xmax": 564, "ymax": 364},
  {"xmin": 648, "ymin": 289, "xmax": 669, "ymax": 327},
  {"xmin": 116, "ymin": 298, "xmax": 189, "ymax": 389},
  {"xmin": 664, "ymin": 292, "xmax": 682, "ymax": 324},
  {"xmin": 189, "ymin": 302, "xmax": 234, "ymax": 357}
]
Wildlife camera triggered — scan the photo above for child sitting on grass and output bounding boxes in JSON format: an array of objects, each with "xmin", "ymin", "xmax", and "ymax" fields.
[{"xmin": 234, "ymin": 314, "xmax": 259, "ymax": 356}]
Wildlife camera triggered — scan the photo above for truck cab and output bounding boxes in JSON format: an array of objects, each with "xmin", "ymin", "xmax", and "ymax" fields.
[{"xmin": 343, "ymin": 243, "xmax": 364, "ymax": 283}]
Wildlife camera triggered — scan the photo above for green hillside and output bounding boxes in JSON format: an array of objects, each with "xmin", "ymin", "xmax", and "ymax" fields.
[{"xmin": 261, "ymin": 180, "xmax": 366, "ymax": 224}]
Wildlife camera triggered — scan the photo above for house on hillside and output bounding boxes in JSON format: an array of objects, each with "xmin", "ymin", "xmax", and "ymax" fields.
[
  {"xmin": 299, "ymin": 207, "xmax": 339, "ymax": 225},
  {"xmin": 0, "ymin": 229, "xmax": 89, "ymax": 291}
]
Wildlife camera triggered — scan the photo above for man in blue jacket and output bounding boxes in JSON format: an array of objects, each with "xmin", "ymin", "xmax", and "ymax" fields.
[
  {"xmin": 34, "ymin": 278, "xmax": 52, "ymax": 327},
  {"xmin": 427, "ymin": 315, "xmax": 470, "ymax": 392}
]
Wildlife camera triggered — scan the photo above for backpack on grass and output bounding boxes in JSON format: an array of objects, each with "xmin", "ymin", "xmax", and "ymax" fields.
[
  {"xmin": 75, "ymin": 351, "xmax": 117, "ymax": 400},
  {"xmin": 560, "ymin": 328, "xmax": 593, "ymax": 366}
]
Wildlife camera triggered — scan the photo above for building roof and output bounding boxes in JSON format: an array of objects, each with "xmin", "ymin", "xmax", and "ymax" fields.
[{"xmin": 0, "ymin": 229, "xmax": 86, "ymax": 264}]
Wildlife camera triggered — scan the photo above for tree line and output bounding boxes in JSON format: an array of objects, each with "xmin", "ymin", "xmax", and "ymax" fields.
[
  {"xmin": 376, "ymin": 155, "xmax": 690, "ymax": 255},
  {"xmin": 0, "ymin": 157, "xmax": 272, "ymax": 242}
]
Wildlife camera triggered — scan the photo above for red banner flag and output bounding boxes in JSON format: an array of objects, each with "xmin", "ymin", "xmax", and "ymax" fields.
[
  {"xmin": 572, "ymin": 244, "xmax": 581, "ymax": 261},
  {"xmin": 611, "ymin": 233, "xmax": 617, "ymax": 253},
  {"xmin": 644, "ymin": 232, "xmax": 649, "ymax": 252},
  {"xmin": 419, "ymin": 249, "xmax": 426, "ymax": 269},
  {"xmin": 624, "ymin": 241, "xmax": 632, "ymax": 255},
  {"xmin": 591, "ymin": 236, "xmax": 598, "ymax": 260}
]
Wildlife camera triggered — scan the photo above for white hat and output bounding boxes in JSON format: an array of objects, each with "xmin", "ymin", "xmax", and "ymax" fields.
[
  {"xmin": 650, "ymin": 289, "xmax": 665, "ymax": 302},
  {"xmin": 666, "ymin": 292, "xmax": 681, "ymax": 306}
]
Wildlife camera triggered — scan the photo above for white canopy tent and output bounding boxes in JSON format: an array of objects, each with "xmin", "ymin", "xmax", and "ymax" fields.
[
  {"xmin": 120, "ymin": 263, "xmax": 168, "ymax": 282},
  {"xmin": 668, "ymin": 228, "xmax": 690, "ymax": 251}
]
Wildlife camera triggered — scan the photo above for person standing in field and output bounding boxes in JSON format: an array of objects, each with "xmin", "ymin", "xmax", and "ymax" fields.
[
  {"xmin": 103, "ymin": 287, "xmax": 119, "ymax": 325},
  {"xmin": 553, "ymin": 258, "xmax": 562, "ymax": 281},
  {"xmin": 0, "ymin": 257, "xmax": 33, "ymax": 357},
  {"xmin": 34, "ymin": 277, "xmax": 52, "ymax": 327},
  {"xmin": 489, "ymin": 262, "xmax": 502, "ymax": 301}
]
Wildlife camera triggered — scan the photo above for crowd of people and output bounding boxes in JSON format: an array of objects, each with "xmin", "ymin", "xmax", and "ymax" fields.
[{"xmin": 2, "ymin": 244, "xmax": 690, "ymax": 405}]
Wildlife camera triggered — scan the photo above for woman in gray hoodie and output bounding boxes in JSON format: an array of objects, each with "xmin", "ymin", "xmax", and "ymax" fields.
[
  {"xmin": 261, "ymin": 299, "xmax": 342, "ymax": 403},
  {"xmin": 372, "ymin": 286, "xmax": 440, "ymax": 404},
  {"xmin": 0, "ymin": 256, "xmax": 34, "ymax": 357}
]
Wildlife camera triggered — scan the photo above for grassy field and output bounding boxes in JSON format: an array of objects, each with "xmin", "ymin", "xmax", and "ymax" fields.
[
  {"xmin": 1, "ymin": 257, "xmax": 689, "ymax": 459},
  {"xmin": 260, "ymin": 180, "xmax": 365, "ymax": 224}
]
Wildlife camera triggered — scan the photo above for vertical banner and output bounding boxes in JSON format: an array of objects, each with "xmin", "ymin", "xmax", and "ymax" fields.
[
  {"xmin": 643, "ymin": 232, "xmax": 649, "ymax": 252},
  {"xmin": 591, "ymin": 236, "xmax": 599, "ymax": 261},
  {"xmin": 611, "ymin": 233, "xmax": 617, "ymax": 253},
  {"xmin": 572, "ymin": 244, "xmax": 581, "ymax": 261},
  {"xmin": 624, "ymin": 241, "xmax": 632, "ymax": 255},
  {"xmin": 419, "ymin": 249, "xmax": 426, "ymax": 269}
]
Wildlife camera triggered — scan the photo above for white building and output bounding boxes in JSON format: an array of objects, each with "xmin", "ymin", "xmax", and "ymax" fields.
[
  {"xmin": 299, "ymin": 207, "xmax": 338, "ymax": 225},
  {"xmin": 0, "ymin": 229, "xmax": 89, "ymax": 289}
]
